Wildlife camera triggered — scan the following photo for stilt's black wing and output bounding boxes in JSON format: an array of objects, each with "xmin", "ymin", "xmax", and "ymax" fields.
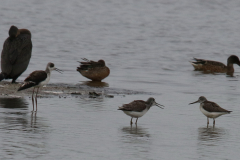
[
  {"xmin": 18, "ymin": 70, "xmax": 47, "ymax": 91},
  {"xmin": 18, "ymin": 82, "xmax": 36, "ymax": 91},
  {"xmin": 24, "ymin": 70, "xmax": 47, "ymax": 82}
]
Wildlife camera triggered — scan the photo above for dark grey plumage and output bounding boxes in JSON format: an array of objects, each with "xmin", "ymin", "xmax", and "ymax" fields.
[
  {"xmin": 0, "ymin": 25, "xmax": 32, "ymax": 83},
  {"xmin": 118, "ymin": 100, "xmax": 150, "ymax": 112},
  {"xmin": 189, "ymin": 96, "xmax": 232, "ymax": 127},
  {"xmin": 201, "ymin": 100, "xmax": 232, "ymax": 113},
  {"xmin": 189, "ymin": 96, "xmax": 232, "ymax": 113},
  {"xmin": 118, "ymin": 97, "xmax": 164, "ymax": 125}
]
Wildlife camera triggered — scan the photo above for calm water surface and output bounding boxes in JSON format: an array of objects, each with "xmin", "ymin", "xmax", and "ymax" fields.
[{"xmin": 1, "ymin": 0, "xmax": 240, "ymax": 159}]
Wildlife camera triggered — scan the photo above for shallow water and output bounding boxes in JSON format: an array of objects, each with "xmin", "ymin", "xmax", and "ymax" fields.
[{"xmin": 1, "ymin": 0, "xmax": 240, "ymax": 159}]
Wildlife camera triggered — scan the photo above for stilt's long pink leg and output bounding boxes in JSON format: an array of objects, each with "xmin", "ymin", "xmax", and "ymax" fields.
[
  {"xmin": 35, "ymin": 87, "xmax": 39, "ymax": 111},
  {"xmin": 32, "ymin": 88, "xmax": 35, "ymax": 111}
]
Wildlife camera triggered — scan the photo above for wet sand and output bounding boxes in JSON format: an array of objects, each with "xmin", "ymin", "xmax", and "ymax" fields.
[{"xmin": 0, "ymin": 81, "xmax": 153, "ymax": 98}]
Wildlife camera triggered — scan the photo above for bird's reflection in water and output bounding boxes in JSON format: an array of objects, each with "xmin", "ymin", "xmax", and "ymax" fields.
[
  {"xmin": 30, "ymin": 112, "xmax": 37, "ymax": 128},
  {"xmin": 0, "ymin": 98, "xmax": 28, "ymax": 109},
  {"xmin": 0, "ymin": 100, "xmax": 50, "ymax": 158},
  {"xmin": 191, "ymin": 70, "xmax": 235, "ymax": 78},
  {"xmin": 0, "ymin": 98, "xmax": 48, "ymax": 132},
  {"xmin": 0, "ymin": 98, "xmax": 29, "ymax": 130},
  {"xmin": 82, "ymin": 81, "xmax": 109, "ymax": 87},
  {"xmin": 121, "ymin": 125, "xmax": 150, "ymax": 138},
  {"xmin": 120, "ymin": 125, "xmax": 151, "ymax": 158},
  {"xmin": 198, "ymin": 127, "xmax": 228, "ymax": 146},
  {"xmin": 197, "ymin": 127, "xmax": 228, "ymax": 158}
]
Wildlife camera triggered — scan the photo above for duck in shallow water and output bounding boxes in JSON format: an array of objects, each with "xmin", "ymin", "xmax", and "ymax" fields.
[
  {"xmin": 0, "ymin": 25, "xmax": 32, "ymax": 83},
  {"xmin": 77, "ymin": 58, "xmax": 110, "ymax": 81},
  {"xmin": 190, "ymin": 55, "xmax": 240, "ymax": 75}
]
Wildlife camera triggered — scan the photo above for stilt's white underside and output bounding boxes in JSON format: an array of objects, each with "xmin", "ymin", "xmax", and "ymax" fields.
[{"xmin": 36, "ymin": 73, "xmax": 50, "ymax": 88}]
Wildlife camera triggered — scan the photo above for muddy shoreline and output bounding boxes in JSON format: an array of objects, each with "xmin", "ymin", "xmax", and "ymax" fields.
[{"xmin": 0, "ymin": 81, "xmax": 154, "ymax": 98}]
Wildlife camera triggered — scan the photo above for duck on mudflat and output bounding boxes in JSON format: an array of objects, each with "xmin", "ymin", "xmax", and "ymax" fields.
[{"xmin": 77, "ymin": 58, "xmax": 110, "ymax": 81}]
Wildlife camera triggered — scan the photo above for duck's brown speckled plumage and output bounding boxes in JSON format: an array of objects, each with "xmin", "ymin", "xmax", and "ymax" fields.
[
  {"xmin": 77, "ymin": 58, "xmax": 110, "ymax": 81},
  {"xmin": 0, "ymin": 25, "xmax": 32, "ymax": 83},
  {"xmin": 190, "ymin": 55, "xmax": 240, "ymax": 74}
]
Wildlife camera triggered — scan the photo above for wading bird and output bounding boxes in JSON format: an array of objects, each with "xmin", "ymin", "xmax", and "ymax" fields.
[
  {"xmin": 189, "ymin": 96, "xmax": 232, "ymax": 127},
  {"xmin": 118, "ymin": 97, "xmax": 164, "ymax": 125},
  {"xmin": 18, "ymin": 62, "xmax": 62, "ymax": 111}
]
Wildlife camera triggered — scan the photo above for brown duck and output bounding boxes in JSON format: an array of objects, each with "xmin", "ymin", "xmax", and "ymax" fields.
[
  {"xmin": 77, "ymin": 58, "xmax": 110, "ymax": 81},
  {"xmin": 0, "ymin": 25, "xmax": 32, "ymax": 83},
  {"xmin": 190, "ymin": 55, "xmax": 240, "ymax": 75}
]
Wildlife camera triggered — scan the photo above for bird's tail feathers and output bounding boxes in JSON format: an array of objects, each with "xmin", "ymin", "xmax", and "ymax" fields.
[{"xmin": 18, "ymin": 82, "xmax": 36, "ymax": 91}]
